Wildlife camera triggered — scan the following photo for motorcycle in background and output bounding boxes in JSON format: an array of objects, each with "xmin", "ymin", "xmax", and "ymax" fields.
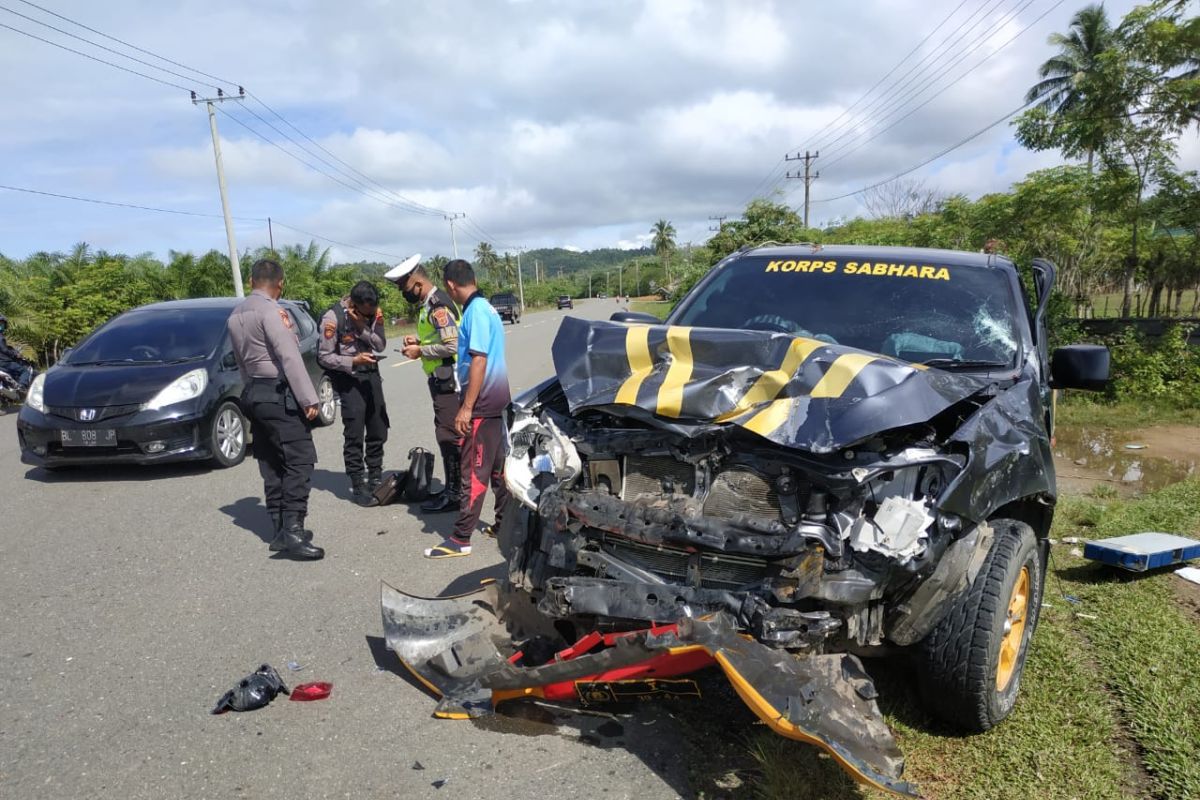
[{"xmin": 0, "ymin": 358, "xmax": 35, "ymax": 408}]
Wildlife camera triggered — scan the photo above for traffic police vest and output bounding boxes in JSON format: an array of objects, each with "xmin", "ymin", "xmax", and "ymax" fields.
[{"xmin": 417, "ymin": 291, "xmax": 460, "ymax": 376}]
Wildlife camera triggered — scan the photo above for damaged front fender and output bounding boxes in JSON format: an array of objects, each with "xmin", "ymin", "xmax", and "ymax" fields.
[{"xmin": 381, "ymin": 581, "xmax": 919, "ymax": 798}]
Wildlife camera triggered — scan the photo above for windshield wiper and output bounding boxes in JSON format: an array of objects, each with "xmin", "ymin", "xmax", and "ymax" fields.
[
  {"xmin": 163, "ymin": 356, "xmax": 206, "ymax": 364},
  {"xmin": 921, "ymin": 358, "xmax": 1010, "ymax": 370}
]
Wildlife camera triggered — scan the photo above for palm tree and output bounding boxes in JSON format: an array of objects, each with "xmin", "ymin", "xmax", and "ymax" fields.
[
  {"xmin": 650, "ymin": 219, "xmax": 676, "ymax": 287},
  {"xmin": 1025, "ymin": 4, "xmax": 1115, "ymax": 172},
  {"xmin": 474, "ymin": 241, "xmax": 498, "ymax": 281}
]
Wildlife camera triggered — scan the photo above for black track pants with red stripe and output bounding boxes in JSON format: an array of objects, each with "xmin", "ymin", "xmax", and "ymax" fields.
[{"xmin": 452, "ymin": 416, "xmax": 509, "ymax": 543}]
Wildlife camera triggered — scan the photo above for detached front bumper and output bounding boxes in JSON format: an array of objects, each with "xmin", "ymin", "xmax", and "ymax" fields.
[{"xmin": 381, "ymin": 581, "xmax": 918, "ymax": 798}]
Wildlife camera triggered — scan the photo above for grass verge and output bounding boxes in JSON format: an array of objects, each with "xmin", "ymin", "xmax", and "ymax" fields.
[
  {"xmin": 629, "ymin": 300, "xmax": 670, "ymax": 320},
  {"xmin": 1055, "ymin": 396, "xmax": 1200, "ymax": 430},
  {"xmin": 726, "ymin": 479, "xmax": 1200, "ymax": 800}
]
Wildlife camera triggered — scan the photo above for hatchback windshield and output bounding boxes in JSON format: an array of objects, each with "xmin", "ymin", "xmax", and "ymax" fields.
[
  {"xmin": 67, "ymin": 307, "xmax": 231, "ymax": 365},
  {"xmin": 671, "ymin": 255, "xmax": 1022, "ymax": 366}
]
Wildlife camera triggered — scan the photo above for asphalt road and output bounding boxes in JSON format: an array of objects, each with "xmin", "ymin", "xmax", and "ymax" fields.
[{"xmin": 0, "ymin": 299, "xmax": 694, "ymax": 799}]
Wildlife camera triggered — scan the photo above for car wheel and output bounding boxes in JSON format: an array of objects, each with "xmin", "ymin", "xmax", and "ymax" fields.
[
  {"xmin": 914, "ymin": 517, "xmax": 1044, "ymax": 732},
  {"xmin": 210, "ymin": 400, "xmax": 248, "ymax": 468},
  {"xmin": 314, "ymin": 375, "xmax": 337, "ymax": 427}
]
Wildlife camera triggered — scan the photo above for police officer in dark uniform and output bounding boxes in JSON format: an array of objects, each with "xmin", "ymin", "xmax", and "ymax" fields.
[
  {"xmin": 386, "ymin": 256, "xmax": 462, "ymax": 513},
  {"xmin": 317, "ymin": 280, "xmax": 389, "ymax": 505},
  {"xmin": 227, "ymin": 259, "xmax": 324, "ymax": 560}
]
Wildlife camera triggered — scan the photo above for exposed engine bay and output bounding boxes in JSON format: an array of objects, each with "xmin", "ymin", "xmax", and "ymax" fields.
[{"xmin": 384, "ymin": 298, "xmax": 1068, "ymax": 798}]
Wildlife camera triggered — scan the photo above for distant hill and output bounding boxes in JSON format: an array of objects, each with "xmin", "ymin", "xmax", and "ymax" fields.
[{"xmin": 522, "ymin": 247, "xmax": 654, "ymax": 276}]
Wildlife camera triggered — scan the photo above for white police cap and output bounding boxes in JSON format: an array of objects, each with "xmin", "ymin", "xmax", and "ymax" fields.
[{"xmin": 384, "ymin": 253, "xmax": 421, "ymax": 283}]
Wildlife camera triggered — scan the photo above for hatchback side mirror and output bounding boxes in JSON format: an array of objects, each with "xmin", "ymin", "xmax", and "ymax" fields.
[
  {"xmin": 1050, "ymin": 344, "xmax": 1109, "ymax": 391},
  {"xmin": 610, "ymin": 311, "xmax": 661, "ymax": 324},
  {"xmin": 221, "ymin": 351, "xmax": 238, "ymax": 370}
]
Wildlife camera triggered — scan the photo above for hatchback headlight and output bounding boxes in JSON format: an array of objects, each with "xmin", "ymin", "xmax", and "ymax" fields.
[
  {"xmin": 505, "ymin": 411, "xmax": 581, "ymax": 509},
  {"xmin": 144, "ymin": 368, "xmax": 208, "ymax": 411},
  {"xmin": 25, "ymin": 372, "xmax": 46, "ymax": 412}
]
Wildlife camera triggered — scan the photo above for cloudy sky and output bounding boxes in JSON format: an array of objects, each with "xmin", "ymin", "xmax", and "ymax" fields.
[{"xmin": 1, "ymin": 0, "xmax": 1196, "ymax": 264}]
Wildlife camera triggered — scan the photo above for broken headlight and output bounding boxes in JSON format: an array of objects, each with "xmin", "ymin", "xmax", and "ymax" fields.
[{"xmin": 505, "ymin": 411, "xmax": 581, "ymax": 509}]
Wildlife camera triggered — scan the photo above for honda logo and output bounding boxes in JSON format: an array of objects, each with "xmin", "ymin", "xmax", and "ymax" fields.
[{"xmin": 78, "ymin": 408, "xmax": 97, "ymax": 422}]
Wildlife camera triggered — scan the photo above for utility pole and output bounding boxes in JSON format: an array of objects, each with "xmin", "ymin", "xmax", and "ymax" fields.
[
  {"xmin": 588, "ymin": 272, "xmax": 592, "ymax": 298},
  {"xmin": 513, "ymin": 246, "xmax": 526, "ymax": 312},
  {"xmin": 192, "ymin": 87, "xmax": 246, "ymax": 297},
  {"xmin": 444, "ymin": 213, "xmax": 464, "ymax": 258},
  {"xmin": 786, "ymin": 150, "xmax": 820, "ymax": 229},
  {"xmin": 708, "ymin": 215, "xmax": 727, "ymax": 232},
  {"xmin": 268, "ymin": 217, "xmax": 274, "ymax": 251}
]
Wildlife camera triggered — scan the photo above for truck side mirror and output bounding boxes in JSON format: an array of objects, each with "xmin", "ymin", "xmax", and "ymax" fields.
[
  {"xmin": 610, "ymin": 311, "xmax": 661, "ymax": 324},
  {"xmin": 1050, "ymin": 344, "xmax": 1109, "ymax": 391}
]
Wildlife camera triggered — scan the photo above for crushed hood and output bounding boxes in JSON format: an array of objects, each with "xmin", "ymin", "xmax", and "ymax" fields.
[{"xmin": 551, "ymin": 317, "xmax": 988, "ymax": 453}]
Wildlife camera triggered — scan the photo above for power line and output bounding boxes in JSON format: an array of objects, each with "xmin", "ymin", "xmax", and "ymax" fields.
[
  {"xmin": 819, "ymin": 0, "xmax": 1052, "ymax": 169},
  {"xmin": 796, "ymin": 0, "xmax": 976, "ymax": 158},
  {"xmin": 13, "ymin": 0, "xmax": 240, "ymax": 87},
  {"xmin": 245, "ymin": 93, "xmax": 447, "ymax": 218},
  {"xmin": 267, "ymin": 221, "xmax": 408, "ymax": 261},
  {"xmin": 5, "ymin": 2, "xmax": 450, "ymax": 220},
  {"xmin": 214, "ymin": 104, "xmax": 446, "ymax": 219},
  {"xmin": 0, "ymin": 182, "xmax": 412, "ymax": 260},
  {"xmin": 234, "ymin": 102, "xmax": 442, "ymax": 218},
  {"xmin": 0, "ymin": 21, "xmax": 193, "ymax": 92},
  {"xmin": 0, "ymin": 3, "xmax": 223, "ymax": 92},
  {"xmin": 809, "ymin": 99, "xmax": 1036, "ymax": 205},
  {"xmin": 0, "ymin": 182, "xmax": 259, "ymax": 220},
  {"xmin": 813, "ymin": 0, "xmax": 1016, "ymax": 160},
  {"xmin": 752, "ymin": 0, "xmax": 1005, "ymax": 203}
]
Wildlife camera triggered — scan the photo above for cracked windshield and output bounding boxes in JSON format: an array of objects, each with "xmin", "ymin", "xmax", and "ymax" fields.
[{"xmin": 673, "ymin": 256, "xmax": 1021, "ymax": 366}]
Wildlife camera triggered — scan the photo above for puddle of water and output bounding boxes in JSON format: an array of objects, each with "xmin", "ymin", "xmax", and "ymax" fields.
[{"xmin": 1054, "ymin": 426, "xmax": 1198, "ymax": 494}]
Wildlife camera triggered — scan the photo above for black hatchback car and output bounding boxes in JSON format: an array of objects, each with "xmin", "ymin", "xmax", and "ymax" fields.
[
  {"xmin": 17, "ymin": 298, "xmax": 337, "ymax": 469},
  {"xmin": 556, "ymin": 295, "xmax": 574, "ymax": 310}
]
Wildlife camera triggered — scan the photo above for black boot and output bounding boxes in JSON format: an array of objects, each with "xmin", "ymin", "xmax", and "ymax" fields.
[
  {"xmin": 279, "ymin": 513, "xmax": 324, "ymax": 559},
  {"xmin": 350, "ymin": 474, "xmax": 376, "ymax": 507},
  {"xmin": 421, "ymin": 442, "xmax": 461, "ymax": 514},
  {"xmin": 268, "ymin": 511, "xmax": 285, "ymax": 551},
  {"xmin": 367, "ymin": 468, "xmax": 383, "ymax": 493}
]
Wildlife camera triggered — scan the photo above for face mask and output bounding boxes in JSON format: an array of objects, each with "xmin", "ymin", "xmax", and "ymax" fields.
[{"xmin": 402, "ymin": 284, "xmax": 422, "ymax": 304}]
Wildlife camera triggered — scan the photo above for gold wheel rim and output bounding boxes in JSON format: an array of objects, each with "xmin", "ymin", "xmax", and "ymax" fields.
[{"xmin": 997, "ymin": 565, "xmax": 1030, "ymax": 691}]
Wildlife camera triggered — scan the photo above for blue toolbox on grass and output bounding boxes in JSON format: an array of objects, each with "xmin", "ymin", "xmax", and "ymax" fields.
[{"xmin": 1084, "ymin": 532, "xmax": 1200, "ymax": 572}]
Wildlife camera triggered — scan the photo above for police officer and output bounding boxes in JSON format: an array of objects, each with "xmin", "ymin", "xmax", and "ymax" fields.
[
  {"xmin": 227, "ymin": 259, "xmax": 324, "ymax": 560},
  {"xmin": 386, "ymin": 257, "xmax": 462, "ymax": 513},
  {"xmin": 317, "ymin": 280, "xmax": 389, "ymax": 505}
]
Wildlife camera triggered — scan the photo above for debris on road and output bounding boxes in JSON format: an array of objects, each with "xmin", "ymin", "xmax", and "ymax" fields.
[
  {"xmin": 1124, "ymin": 443, "xmax": 1147, "ymax": 450},
  {"xmin": 431, "ymin": 778, "xmax": 449, "ymax": 789},
  {"xmin": 289, "ymin": 682, "xmax": 332, "ymax": 701},
  {"xmin": 1083, "ymin": 532, "xmax": 1200, "ymax": 572},
  {"xmin": 211, "ymin": 664, "xmax": 289, "ymax": 714},
  {"xmin": 412, "ymin": 761, "xmax": 424, "ymax": 771},
  {"xmin": 286, "ymin": 661, "xmax": 304, "ymax": 672}
]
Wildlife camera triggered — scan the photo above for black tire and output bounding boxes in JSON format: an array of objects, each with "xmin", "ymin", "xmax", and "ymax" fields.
[
  {"xmin": 314, "ymin": 375, "xmax": 337, "ymax": 427},
  {"xmin": 208, "ymin": 400, "xmax": 248, "ymax": 468},
  {"xmin": 915, "ymin": 518, "xmax": 1044, "ymax": 732}
]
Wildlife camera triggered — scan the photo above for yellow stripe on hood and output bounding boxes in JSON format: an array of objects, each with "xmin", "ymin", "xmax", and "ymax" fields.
[
  {"xmin": 656, "ymin": 327, "xmax": 693, "ymax": 418},
  {"xmin": 811, "ymin": 353, "xmax": 877, "ymax": 399},
  {"xmin": 615, "ymin": 325, "xmax": 653, "ymax": 406},
  {"xmin": 715, "ymin": 336, "xmax": 824, "ymax": 422}
]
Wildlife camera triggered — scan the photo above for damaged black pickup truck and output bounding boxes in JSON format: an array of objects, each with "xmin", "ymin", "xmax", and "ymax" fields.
[{"xmin": 383, "ymin": 244, "xmax": 1110, "ymax": 796}]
